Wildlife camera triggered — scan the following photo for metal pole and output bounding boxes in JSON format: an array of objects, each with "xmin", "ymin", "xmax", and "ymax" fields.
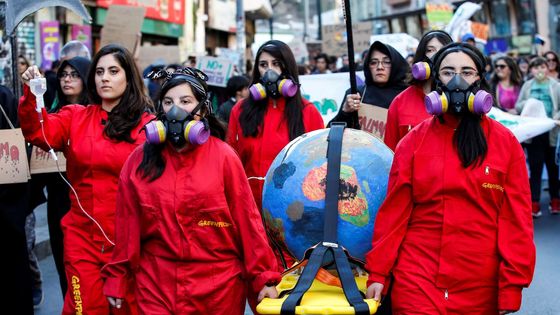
[
  {"xmin": 269, "ymin": 17, "xmax": 273, "ymax": 39},
  {"xmin": 342, "ymin": 0, "xmax": 356, "ymax": 94},
  {"xmin": 304, "ymin": 0, "xmax": 309, "ymax": 41},
  {"xmin": 236, "ymin": 0, "xmax": 246, "ymax": 74},
  {"xmin": 317, "ymin": 0, "xmax": 322, "ymax": 40}
]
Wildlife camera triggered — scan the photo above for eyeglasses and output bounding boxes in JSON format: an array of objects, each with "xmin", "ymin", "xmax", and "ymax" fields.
[
  {"xmin": 439, "ymin": 69, "xmax": 478, "ymax": 80},
  {"xmin": 547, "ymin": 58, "xmax": 558, "ymax": 63},
  {"xmin": 495, "ymin": 64, "xmax": 508, "ymax": 69},
  {"xmin": 369, "ymin": 59, "xmax": 392, "ymax": 68},
  {"xmin": 58, "ymin": 71, "xmax": 80, "ymax": 80}
]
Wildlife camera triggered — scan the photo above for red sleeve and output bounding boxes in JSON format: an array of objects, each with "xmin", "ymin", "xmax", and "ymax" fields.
[
  {"xmin": 365, "ymin": 129, "xmax": 415, "ymax": 288},
  {"xmin": 302, "ymin": 98, "xmax": 326, "ymax": 131},
  {"xmin": 497, "ymin": 136, "xmax": 536, "ymax": 311},
  {"xmin": 18, "ymin": 84, "xmax": 74, "ymax": 152},
  {"xmin": 102, "ymin": 149, "xmax": 142, "ymax": 299},
  {"xmin": 222, "ymin": 146, "xmax": 281, "ymax": 292},
  {"xmin": 226, "ymin": 101, "xmax": 242, "ymax": 150},
  {"xmin": 384, "ymin": 96, "xmax": 400, "ymax": 151}
]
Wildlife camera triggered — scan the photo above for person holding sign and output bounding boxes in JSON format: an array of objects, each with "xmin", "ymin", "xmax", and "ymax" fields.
[
  {"xmin": 102, "ymin": 67, "xmax": 280, "ymax": 314},
  {"xmin": 0, "ymin": 85, "xmax": 34, "ymax": 314},
  {"xmin": 384, "ymin": 30, "xmax": 453, "ymax": 151},
  {"xmin": 19, "ymin": 44, "xmax": 154, "ymax": 315},
  {"xmin": 365, "ymin": 43, "xmax": 535, "ymax": 314},
  {"xmin": 328, "ymin": 41, "xmax": 409, "ymax": 140}
]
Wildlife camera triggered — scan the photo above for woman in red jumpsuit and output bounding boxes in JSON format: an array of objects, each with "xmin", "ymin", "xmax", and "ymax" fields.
[
  {"xmin": 384, "ymin": 30, "xmax": 453, "ymax": 151},
  {"xmin": 365, "ymin": 43, "xmax": 536, "ymax": 314},
  {"xmin": 227, "ymin": 40, "xmax": 324, "ymax": 269},
  {"xmin": 102, "ymin": 68, "xmax": 281, "ymax": 314},
  {"xmin": 19, "ymin": 44, "xmax": 154, "ymax": 314}
]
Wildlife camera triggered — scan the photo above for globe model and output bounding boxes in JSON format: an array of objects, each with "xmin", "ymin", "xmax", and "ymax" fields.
[{"xmin": 262, "ymin": 128, "xmax": 393, "ymax": 262}]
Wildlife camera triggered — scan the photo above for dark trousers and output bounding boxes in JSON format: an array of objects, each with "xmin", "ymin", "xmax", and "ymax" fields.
[
  {"xmin": 1, "ymin": 183, "xmax": 34, "ymax": 315},
  {"xmin": 32, "ymin": 172, "xmax": 71, "ymax": 297},
  {"xmin": 526, "ymin": 132, "xmax": 560, "ymax": 202}
]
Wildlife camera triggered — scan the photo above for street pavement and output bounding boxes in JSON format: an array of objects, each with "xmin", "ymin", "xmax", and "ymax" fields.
[{"xmin": 34, "ymin": 197, "xmax": 559, "ymax": 315}]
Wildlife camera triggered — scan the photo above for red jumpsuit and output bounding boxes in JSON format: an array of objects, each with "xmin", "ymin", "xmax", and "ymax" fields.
[
  {"xmin": 384, "ymin": 85, "xmax": 431, "ymax": 151},
  {"xmin": 102, "ymin": 137, "xmax": 282, "ymax": 314},
  {"xmin": 227, "ymin": 98, "xmax": 324, "ymax": 211},
  {"xmin": 227, "ymin": 97, "xmax": 324, "ymax": 270},
  {"xmin": 18, "ymin": 85, "xmax": 154, "ymax": 315},
  {"xmin": 365, "ymin": 115, "xmax": 536, "ymax": 314}
]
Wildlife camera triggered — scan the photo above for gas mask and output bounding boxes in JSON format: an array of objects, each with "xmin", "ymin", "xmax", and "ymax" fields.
[
  {"xmin": 411, "ymin": 58, "xmax": 434, "ymax": 81},
  {"xmin": 145, "ymin": 104, "xmax": 210, "ymax": 146},
  {"xmin": 425, "ymin": 75, "xmax": 493, "ymax": 115},
  {"xmin": 249, "ymin": 69, "xmax": 298, "ymax": 100}
]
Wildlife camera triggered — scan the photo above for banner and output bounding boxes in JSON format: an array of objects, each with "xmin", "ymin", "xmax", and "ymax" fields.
[
  {"xmin": 39, "ymin": 21, "xmax": 60, "ymax": 70},
  {"xmin": 97, "ymin": 0, "xmax": 185, "ymax": 24},
  {"xmin": 196, "ymin": 57, "xmax": 234, "ymax": 87},
  {"xmin": 138, "ymin": 45, "xmax": 180, "ymax": 72},
  {"xmin": 358, "ymin": 104, "xmax": 388, "ymax": 140},
  {"xmin": 29, "ymin": 147, "xmax": 66, "ymax": 174},
  {"xmin": 299, "ymin": 73, "xmax": 556, "ymax": 143},
  {"xmin": 0, "ymin": 129, "xmax": 29, "ymax": 184},
  {"xmin": 71, "ymin": 25, "xmax": 92, "ymax": 54}
]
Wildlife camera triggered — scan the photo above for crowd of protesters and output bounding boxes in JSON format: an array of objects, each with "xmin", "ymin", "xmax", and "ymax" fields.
[{"xmin": 2, "ymin": 30, "xmax": 559, "ymax": 314}]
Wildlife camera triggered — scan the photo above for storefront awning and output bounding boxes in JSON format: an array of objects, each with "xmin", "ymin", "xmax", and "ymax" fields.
[{"xmin": 244, "ymin": 0, "xmax": 273, "ymax": 20}]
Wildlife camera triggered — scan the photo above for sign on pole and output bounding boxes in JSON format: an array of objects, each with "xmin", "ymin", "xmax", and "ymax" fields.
[
  {"xmin": 322, "ymin": 22, "xmax": 372, "ymax": 57},
  {"xmin": 100, "ymin": 5, "xmax": 146, "ymax": 53},
  {"xmin": 196, "ymin": 56, "xmax": 234, "ymax": 87}
]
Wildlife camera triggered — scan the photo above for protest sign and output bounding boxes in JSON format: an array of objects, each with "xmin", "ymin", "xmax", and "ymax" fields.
[
  {"xmin": 29, "ymin": 147, "xmax": 66, "ymax": 174},
  {"xmin": 322, "ymin": 22, "xmax": 372, "ymax": 57},
  {"xmin": 196, "ymin": 56, "xmax": 234, "ymax": 87},
  {"xmin": 0, "ymin": 129, "xmax": 29, "ymax": 184},
  {"xmin": 138, "ymin": 45, "xmax": 181, "ymax": 71},
  {"xmin": 39, "ymin": 21, "xmax": 60, "ymax": 70},
  {"xmin": 425, "ymin": 2, "xmax": 453, "ymax": 30},
  {"xmin": 358, "ymin": 104, "xmax": 388, "ymax": 140},
  {"xmin": 488, "ymin": 107, "xmax": 556, "ymax": 143},
  {"xmin": 100, "ymin": 5, "xmax": 145, "ymax": 53}
]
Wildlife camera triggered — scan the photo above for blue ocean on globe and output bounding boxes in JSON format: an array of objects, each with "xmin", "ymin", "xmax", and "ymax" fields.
[{"xmin": 262, "ymin": 128, "xmax": 393, "ymax": 262}]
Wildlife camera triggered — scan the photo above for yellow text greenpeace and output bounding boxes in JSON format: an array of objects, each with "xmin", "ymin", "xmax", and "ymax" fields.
[
  {"xmin": 72, "ymin": 275, "xmax": 83, "ymax": 314},
  {"xmin": 198, "ymin": 220, "xmax": 232, "ymax": 228},
  {"xmin": 482, "ymin": 182, "xmax": 504, "ymax": 192}
]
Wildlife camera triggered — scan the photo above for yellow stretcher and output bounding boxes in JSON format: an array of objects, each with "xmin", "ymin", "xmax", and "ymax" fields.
[{"xmin": 257, "ymin": 273, "xmax": 379, "ymax": 315}]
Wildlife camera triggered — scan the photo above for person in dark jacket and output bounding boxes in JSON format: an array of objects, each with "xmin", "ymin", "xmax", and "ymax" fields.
[
  {"xmin": 217, "ymin": 75, "xmax": 250, "ymax": 126},
  {"xmin": 0, "ymin": 84, "xmax": 33, "ymax": 315},
  {"xmin": 328, "ymin": 41, "xmax": 409, "ymax": 129}
]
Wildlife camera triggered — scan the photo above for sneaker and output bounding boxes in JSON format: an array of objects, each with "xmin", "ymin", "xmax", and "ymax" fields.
[
  {"xmin": 33, "ymin": 288, "xmax": 43, "ymax": 308},
  {"xmin": 532, "ymin": 202, "xmax": 542, "ymax": 218},
  {"xmin": 550, "ymin": 198, "xmax": 560, "ymax": 215}
]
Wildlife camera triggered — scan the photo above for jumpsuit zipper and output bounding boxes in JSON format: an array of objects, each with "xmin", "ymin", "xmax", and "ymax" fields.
[{"xmin": 444, "ymin": 289, "xmax": 449, "ymax": 300}]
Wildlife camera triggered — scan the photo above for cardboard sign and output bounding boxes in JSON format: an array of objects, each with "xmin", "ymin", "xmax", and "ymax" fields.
[
  {"xmin": 30, "ymin": 146, "xmax": 66, "ymax": 174},
  {"xmin": 358, "ymin": 104, "xmax": 388, "ymax": 140},
  {"xmin": 0, "ymin": 129, "xmax": 30, "ymax": 184},
  {"xmin": 322, "ymin": 22, "xmax": 372, "ymax": 57},
  {"xmin": 196, "ymin": 56, "xmax": 234, "ymax": 87},
  {"xmin": 138, "ymin": 45, "xmax": 181, "ymax": 71},
  {"xmin": 100, "ymin": 5, "xmax": 146, "ymax": 53}
]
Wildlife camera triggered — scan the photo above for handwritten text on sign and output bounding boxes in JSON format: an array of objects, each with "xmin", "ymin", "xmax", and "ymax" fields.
[
  {"xmin": 358, "ymin": 103, "xmax": 388, "ymax": 140},
  {"xmin": 30, "ymin": 147, "xmax": 67, "ymax": 174},
  {"xmin": 0, "ymin": 129, "xmax": 30, "ymax": 184}
]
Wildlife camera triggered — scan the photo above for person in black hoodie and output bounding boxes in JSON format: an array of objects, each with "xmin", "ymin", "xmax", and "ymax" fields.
[
  {"xmin": 328, "ymin": 41, "xmax": 409, "ymax": 129},
  {"xmin": 0, "ymin": 84, "xmax": 34, "ymax": 314}
]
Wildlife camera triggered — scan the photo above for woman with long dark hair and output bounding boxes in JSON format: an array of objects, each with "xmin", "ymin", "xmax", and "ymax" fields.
[
  {"xmin": 491, "ymin": 56, "xmax": 523, "ymax": 113},
  {"xmin": 384, "ymin": 30, "xmax": 453, "ymax": 151},
  {"xmin": 544, "ymin": 50, "xmax": 560, "ymax": 80},
  {"xmin": 365, "ymin": 43, "xmax": 535, "ymax": 314},
  {"xmin": 102, "ymin": 68, "xmax": 280, "ymax": 314},
  {"xmin": 19, "ymin": 44, "xmax": 154, "ymax": 315},
  {"xmin": 227, "ymin": 40, "xmax": 323, "ymax": 215}
]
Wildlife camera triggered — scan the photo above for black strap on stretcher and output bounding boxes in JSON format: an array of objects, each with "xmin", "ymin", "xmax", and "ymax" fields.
[{"xmin": 280, "ymin": 122, "xmax": 370, "ymax": 315}]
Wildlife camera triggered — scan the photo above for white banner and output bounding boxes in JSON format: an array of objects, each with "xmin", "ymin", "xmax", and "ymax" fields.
[{"xmin": 299, "ymin": 73, "xmax": 556, "ymax": 142}]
